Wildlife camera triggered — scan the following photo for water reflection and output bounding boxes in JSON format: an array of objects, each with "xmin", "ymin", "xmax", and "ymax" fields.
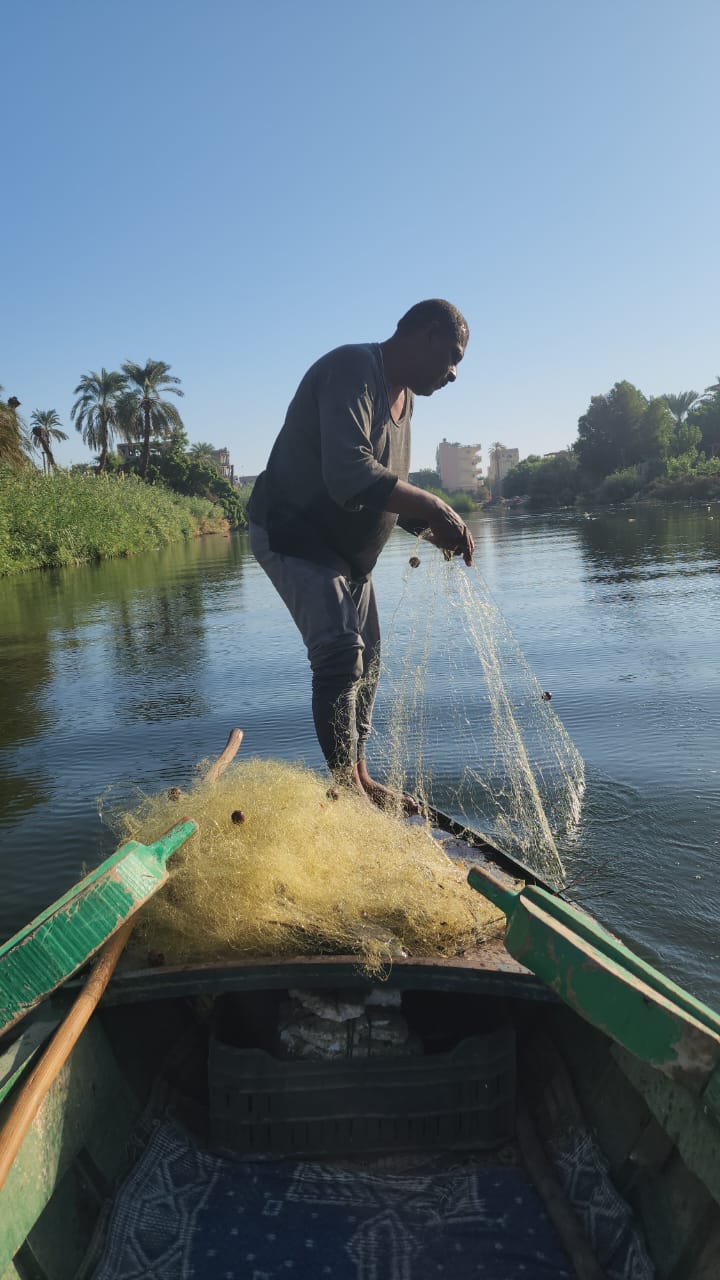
[
  {"xmin": 0, "ymin": 576, "xmax": 55, "ymax": 826},
  {"xmin": 110, "ymin": 580, "xmax": 210, "ymax": 723},
  {"xmin": 0, "ymin": 535, "xmax": 246, "ymax": 933},
  {"xmin": 575, "ymin": 506, "xmax": 720, "ymax": 583}
]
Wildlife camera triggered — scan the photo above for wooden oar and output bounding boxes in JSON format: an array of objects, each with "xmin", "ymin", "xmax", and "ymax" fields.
[
  {"xmin": 203, "ymin": 727, "xmax": 243, "ymax": 784},
  {"xmin": 0, "ymin": 728, "xmax": 246, "ymax": 1188},
  {"xmin": 515, "ymin": 1100, "xmax": 609, "ymax": 1280},
  {"xmin": 0, "ymin": 820, "xmax": 197, "ymax": 1039},
  {"xmin": 0, "ymin": 728, "xmax": 245, "ymax": 1041},
  {"xmin": 0, "ymin": 922, "xmax": 133, "ymax": 1190},
  {"xmin": 468, "ymin": 863, "xmax": 720, "ymax": 1087}
]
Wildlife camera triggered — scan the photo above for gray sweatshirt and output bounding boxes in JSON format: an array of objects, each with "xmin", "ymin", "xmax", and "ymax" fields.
[{"xmin": 248, "ymin": 342, "xmax": 417, "ymax": 579}]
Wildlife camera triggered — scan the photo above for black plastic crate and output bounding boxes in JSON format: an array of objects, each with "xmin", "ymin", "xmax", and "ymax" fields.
[{"xmin": 208, "ymin": 1025, "xmax": 516, "ymax": 1157}]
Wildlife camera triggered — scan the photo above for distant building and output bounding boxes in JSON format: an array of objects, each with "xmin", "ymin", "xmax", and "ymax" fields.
[
  {"xmin": 487, "ymin": 444, "xmax": 520, "ymax": 487},
  {"xmin": 117, "ymin": 438, "xmax": 177, "ymax": 463},
  {"xmin": 436, "ymin": 439, "xmax": 483, "ymax": 492},
  {"xmin": 116, "ymin": 440, "xmax": 145, "ymax": 462},
  {"xmin": 117, "ymin": 440, "xmax": 234, "ymax": 484},
  {"xmin": 210, "ymin": 448, "xmax": 234, "ymax": 484},
  {"xmin": 234, "ymin": 473, "xmax": 259, "ymax": 488}
]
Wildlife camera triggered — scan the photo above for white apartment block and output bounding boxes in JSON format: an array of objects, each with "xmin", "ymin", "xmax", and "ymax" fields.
[{"xmin": 436, "ymin": 439, "xmax": 483, "ymax": 492}]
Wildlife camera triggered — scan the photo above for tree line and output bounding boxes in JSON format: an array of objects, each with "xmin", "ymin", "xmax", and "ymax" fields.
[
  {"xmin": 6, "ymin": 361, "xmax": 720, "ymax": 523},
  {"xmin": 0, "ymin": 360, "xmax": 245, "ymax": 527},
  {"xmin": 502, "ymin": 376, "xmax": 720, "ymax": 508}
]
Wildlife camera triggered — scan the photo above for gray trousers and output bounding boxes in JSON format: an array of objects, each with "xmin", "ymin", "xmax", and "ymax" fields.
[{"xmin": 249, "ymin": 523, "xmax": 381, "ymax": 772}]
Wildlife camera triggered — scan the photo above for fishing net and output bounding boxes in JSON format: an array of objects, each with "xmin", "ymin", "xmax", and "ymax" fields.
[
  {"xmin": 370, "ymin": 547, "xmax": 585, "ymax": 888},
  {"xmin": 109, "ymin": 758, "xmax": 503, "ymax": 978},
  {"xmin": 107, "ymin": 541, "xmax": 583, "ymax": 972}
]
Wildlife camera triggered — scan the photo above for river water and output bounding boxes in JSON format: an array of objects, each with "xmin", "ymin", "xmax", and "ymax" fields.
[{"xmin": 1, "ymin": 507, "xmax": 719, "ymax": 1004}]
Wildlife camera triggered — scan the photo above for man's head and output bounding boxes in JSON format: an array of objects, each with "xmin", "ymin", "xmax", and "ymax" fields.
[{"xmin": 392, "ymin": 299, "xmax": 469, "ymax": 397}]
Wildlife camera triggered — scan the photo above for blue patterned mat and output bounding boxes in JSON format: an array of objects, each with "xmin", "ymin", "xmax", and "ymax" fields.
[{"xmin": 94, "ymin": 1122, "xmax": 573, "ymax": 1279}]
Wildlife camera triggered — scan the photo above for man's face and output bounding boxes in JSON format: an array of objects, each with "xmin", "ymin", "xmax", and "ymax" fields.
[{"xmin": 408, "ymin": 325, "xmax": 467, "ymax": 397}]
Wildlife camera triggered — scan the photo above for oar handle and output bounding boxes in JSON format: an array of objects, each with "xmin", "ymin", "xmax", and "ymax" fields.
[
  {"xmin": 203, "ymin": 728, "xmax": 244, "ymax": 784},
  {"xmin": 145, "ymin": 818, "xmax": 198, "ymax": 867},
  {"xmin": 467, "ymin": 864, "xmax": 521, "ymax": 915}
]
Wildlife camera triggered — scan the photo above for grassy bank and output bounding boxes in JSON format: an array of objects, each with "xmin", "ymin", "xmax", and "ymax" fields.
[{"xmin": 0, "ymin": 468, "xmax": 229, "ymax": 575}]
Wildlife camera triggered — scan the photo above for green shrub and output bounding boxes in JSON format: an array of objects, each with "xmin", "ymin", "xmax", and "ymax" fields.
[
  {"xmin": 422, "ymin": 485, "xmax": 479, "ymax": 514},
  {"xmin": 143, "ymin": 454, "xmax": 247, "ymax": 529},
  {"xmin": 502, "ymin": 453, "xmax": 581, "ymax": 509},
  {"xmin": 665, "ymin": 450, "xmax": 700, "ymax": 478},
  {"xmin": 0, "ymin": 468, "xmax": 227, "ymax": 576},
  {"xmin": 593, "ymin": 466, "xmax": 642, "ymax": 505},
  {"xmin": 448, "ymin": 491, "xmax": 477, "ymax": 514},
  {"xmin": 645, "ymin": 470, "xmax": 720, "ymax": 501}
]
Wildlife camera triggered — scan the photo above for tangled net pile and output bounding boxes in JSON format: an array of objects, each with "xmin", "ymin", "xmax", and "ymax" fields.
[
  {"xmin": 108, "ymin": 539, "xmax": 584, "ymax": 973},
  {"xmin": 111, "ymin": 758, "xmax": 503, "ymax": 977},
  {"xmin": 372, "ymin": 549, "xmax": 586, "ymax": 888}
]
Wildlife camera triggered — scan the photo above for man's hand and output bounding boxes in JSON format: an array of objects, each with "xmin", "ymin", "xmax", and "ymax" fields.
[
  {"xmin": 424, "ymin": 504, "xmax": 474, "ymax": 566},
  {"xmin": 422, "ymin": 525, "xmax": 474, "ymax": 566},
  {"xmin": 383, "ymin": 479, "xmax": 474, "ymax": 567}
]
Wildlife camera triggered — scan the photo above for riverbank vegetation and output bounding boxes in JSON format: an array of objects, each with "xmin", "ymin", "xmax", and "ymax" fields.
[
  {"xmin": 5, "ymin": 352, "xmax": 720, "ymax": 580},
  {"xmin": 1, "ymin": 361, "xmax": 247, "ymax": 576},
  {"xmin": 0, "ymin": 390, "xmax": 27, "ymax": 470},
  {"xmin": 502, "ymin": 377, "xmax": 720, "ymax": 509},
  {"xmin": 408, "ymin": 469, "xmax": 488, "ymax": 512},
  {"xmin": 0, "ymin": 468, "xmax": 227, "ymax": 575}
]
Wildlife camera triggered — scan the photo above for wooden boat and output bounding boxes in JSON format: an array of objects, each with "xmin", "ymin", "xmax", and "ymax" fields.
[{"xmin": 1, "ymin": 807, "xmax": 720, "ymax": 1278}]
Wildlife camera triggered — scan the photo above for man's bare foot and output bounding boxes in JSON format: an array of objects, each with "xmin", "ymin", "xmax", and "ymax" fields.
[
  {"xmin": 356, "ymin": 761, "xmax": 419, "ymax": 815},
  {"xmin": 331, "ymin": 767, "xmax": 372, "ymax": 804}
]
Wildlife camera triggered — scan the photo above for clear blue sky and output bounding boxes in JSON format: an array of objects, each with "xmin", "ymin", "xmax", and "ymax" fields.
[{"xmin": 3, "ymin": 0, "xmax": 719, "ymax": 474}]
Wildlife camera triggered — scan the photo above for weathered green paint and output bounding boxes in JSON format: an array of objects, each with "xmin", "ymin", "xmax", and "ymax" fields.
[
  {"xmin": 615, "ymin": 1045, "xmax": 720, "ymax": 1210},
  {"xmin": 526, "ymin": 883, "xmax": 720, "ymax": 1035},
  {"xmin": 468, "ymin": 866, "xmax": 720, "ymax": 1035},
  {"xmin": 0, "ymin": 820, "xmax": 197, "ymax": 1038},
  {"xmin": 0, "ymin": 1019, "xmax": 141, "ymax": 1275},
  {"xmin": 468, "ymin": 865, "xmax": 720, "ymax": 1084}
]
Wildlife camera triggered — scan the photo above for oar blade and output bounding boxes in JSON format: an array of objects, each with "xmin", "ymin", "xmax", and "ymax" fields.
[
  {"xmin": 506, "ymin": 895, "xmax": 720, "ymax": 1087},
  {"xmin": 523, "ymin": 884, "xmax": 720, "ymax": 1038},
  {"xmin": 0, "ymin": 819, "xmax": 196, "ymax": 1038}
]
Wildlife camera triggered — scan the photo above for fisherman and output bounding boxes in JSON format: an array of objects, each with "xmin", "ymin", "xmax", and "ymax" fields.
[{"xmin": 247, "ymin": 299, "xmax": 474, "ymax": 805}]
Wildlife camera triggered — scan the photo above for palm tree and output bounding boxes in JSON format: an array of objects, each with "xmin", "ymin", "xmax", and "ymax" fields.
[
  {"xmin": 0, "ymin": 387, "xmax": 30, "ymax": 468},
  {"xmin": 117, "ymin": 360, "xmax": 184, "ymax": 479},
  {"xmin": 703, "ymin": 375, "xmax": 720, "ymax": 400},
  {"xmin": 661, "ymin": 391, "xmax": 700, "ymax": 425},
  {"xmin": 488, "ymin": 441, "xmax": 506, "ymax": 486},
  {"xmin": 29, "ymin": 410, "xmax": 68, "ymax": 473},
  {"xmin": 70, "ymin": 368, "xmax": 127, "ymax": 472},
  {"xmin": 189, "ymin": 441, "xmax": 219, "ymax": 469}
]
